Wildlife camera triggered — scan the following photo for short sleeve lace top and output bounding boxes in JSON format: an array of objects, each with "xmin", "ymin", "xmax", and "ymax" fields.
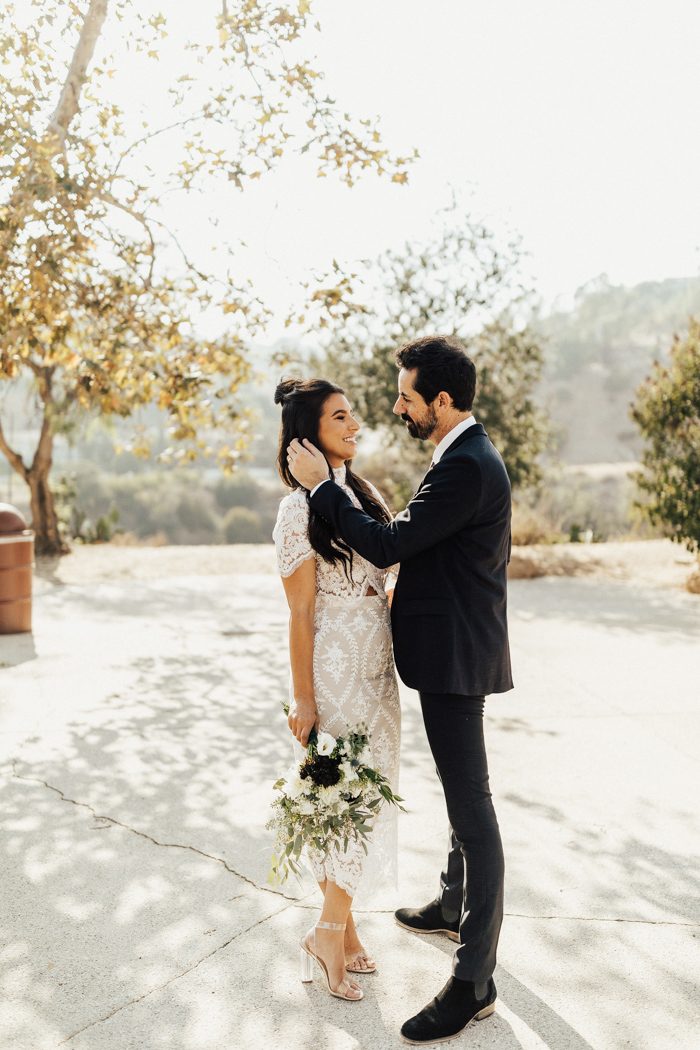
[{"xmin": 272, "ymin": 466, "xmax": 389, "ymax": 599}]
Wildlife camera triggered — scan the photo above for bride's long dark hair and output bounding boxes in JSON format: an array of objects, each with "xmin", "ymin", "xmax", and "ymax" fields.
[{"xmin": 274, "ymin": 377, "xmax": 391, "ymax": 576}]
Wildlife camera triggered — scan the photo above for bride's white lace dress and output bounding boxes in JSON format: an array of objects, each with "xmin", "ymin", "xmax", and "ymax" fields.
[{"xmin": 273, "ymin": 466, "xmax": 401, "ymax": 901}]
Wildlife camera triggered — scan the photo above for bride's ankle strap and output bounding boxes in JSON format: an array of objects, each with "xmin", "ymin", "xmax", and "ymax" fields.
[{"xmin": 316, "ymin": 920, "xmax": 346, "ymax": 931}]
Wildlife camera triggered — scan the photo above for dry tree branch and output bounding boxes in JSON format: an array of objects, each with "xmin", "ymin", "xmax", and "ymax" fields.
[
  {"xmin": 48, "ymin": 0, "xmax": 109, "ymax": 145},
  {"xmin": 0, "ymin": 414, "xmax": 29, "ymax": 481}
]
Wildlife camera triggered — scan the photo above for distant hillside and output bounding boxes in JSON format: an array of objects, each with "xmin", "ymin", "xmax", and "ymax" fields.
[{"xmin": 534, "ymin": 275, "xmax": 700, "ymax": 463}]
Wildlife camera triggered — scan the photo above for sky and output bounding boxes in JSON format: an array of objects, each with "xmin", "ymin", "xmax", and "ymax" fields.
[
  {"xmin": 213, "ymin": 0, "xmax": 700, "ymax": 326},
  {"xmin": 13, "ymin": 0, "xmax": 700, "ymax": 332}
]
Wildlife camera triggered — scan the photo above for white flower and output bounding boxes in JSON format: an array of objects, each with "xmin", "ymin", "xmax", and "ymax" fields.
[
  {"xmin": 297, "ymin": 799, "xmax": 316, "ymax": 816},
  {"xmin": 357, "ymin": 745, "xmax": 372, "ymax": 767},
  {"xmin": 339, "ymin": 760, "xmax": 354, "ymax": 782},
  {"xmin": 316, "ymin": 731, "xmax": 337, "ymax": 756},
  {"xmin": 286, "ymin": 775, "xmax": 306, "ymax": 800},
  {"xmin": 318, "ymin": 783, "xmax": 342, "ymax": 806}
]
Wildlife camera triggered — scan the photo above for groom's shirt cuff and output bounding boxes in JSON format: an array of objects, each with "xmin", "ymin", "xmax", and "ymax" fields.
[{"xmin": 310, "ymin": 479, "xmax": 330, "ymax": 497}]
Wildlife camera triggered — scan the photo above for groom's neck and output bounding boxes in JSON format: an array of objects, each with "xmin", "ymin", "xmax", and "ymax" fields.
[{"xmin": 430, "ymin": 410, "xmax": 473, "ymax": 446}]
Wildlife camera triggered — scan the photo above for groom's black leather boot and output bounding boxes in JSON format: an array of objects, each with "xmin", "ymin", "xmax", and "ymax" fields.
[
  {"xmin": 394, "ymin": 898, "xmax": 460, "ymax": 942},
  {"xmin": 400, "ymin": 976, "xmax": 497, "ymax": 1044}
]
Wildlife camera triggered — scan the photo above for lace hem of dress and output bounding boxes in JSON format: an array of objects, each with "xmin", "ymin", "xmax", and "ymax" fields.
[
  {"xmin": 278, "ymin": 550, "xmax": 314, "ymax": 578},
  {"xmin": 305, "ymin": 805, "xmax": 398, "ymax": 899}
]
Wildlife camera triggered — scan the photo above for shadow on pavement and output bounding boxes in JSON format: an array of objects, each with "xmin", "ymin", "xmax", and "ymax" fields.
[
  {"xmin": 2, "ymin": 571, "xmax": 698, "ymax": 1048},
  {"xmin": 0, "ymin": 632, "xmax": 37, "ymax": 667},
  {"xmin": 510, "ymin": 577, "xmax": 699, "ymax": 641}
]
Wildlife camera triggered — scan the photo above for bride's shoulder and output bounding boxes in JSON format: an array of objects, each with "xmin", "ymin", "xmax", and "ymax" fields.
[
  {"xmin": 274, "ymin": 487, "xmax": 309, "ymax": 529},
  {"xmin": 278, "ymin": 486, "xmax": 309, "ymax": 510},
  {"xmin": 273, "ymin": 488, "xmax": 313, "ymax": 573}
]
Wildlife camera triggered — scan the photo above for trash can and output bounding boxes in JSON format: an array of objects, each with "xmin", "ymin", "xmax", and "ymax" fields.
[{"xmin": 0, "ymin": 503, "xmax": 34, "ymax": 634}]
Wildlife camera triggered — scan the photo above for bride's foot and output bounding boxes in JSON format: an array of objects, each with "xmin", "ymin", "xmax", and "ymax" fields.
[
  {"xmin": 345, "ymin": 916, "xmax": 376, "ymax": 973},
  {"xmin": 345, "ymin": 946, "xmax": 377, "ymax": 974},
  {"xmin": 300, "ymin": 922, "xmax": 363, "ymax": 1000}
]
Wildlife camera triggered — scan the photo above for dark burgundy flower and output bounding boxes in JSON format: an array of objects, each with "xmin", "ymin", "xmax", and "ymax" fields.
[{"xmin": 300, "ymin": 755, "xmax": 341, "ymax": 787}]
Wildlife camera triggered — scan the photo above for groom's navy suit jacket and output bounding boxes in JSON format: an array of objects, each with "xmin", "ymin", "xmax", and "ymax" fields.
[{"xmin": 311, "ymin": 423, "xmax": 513, "ymax": 696}]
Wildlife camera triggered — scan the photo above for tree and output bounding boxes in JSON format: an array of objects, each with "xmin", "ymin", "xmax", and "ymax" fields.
[
  {"xmin": 0, "ymin": 0, "xmax": 412, "ymax": 552},
  {"xmin": 315, "ymin": 204, "xmax": 548, "ymax": 492},
  {"xmin": 223, "ymin": 505, "xmax": 262, "ymax": 543},
  {"xmin": 631, "ymin": 319, "xmax": 700, "ymax": 554}
]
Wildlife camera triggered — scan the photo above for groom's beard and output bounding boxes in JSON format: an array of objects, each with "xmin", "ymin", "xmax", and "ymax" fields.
[{"xmin": 401, "ymin": 405, "xmax": 437, "ymax": 441}]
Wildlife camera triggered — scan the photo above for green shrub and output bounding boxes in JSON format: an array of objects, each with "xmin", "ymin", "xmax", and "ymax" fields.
[
  {"xmin": 223, "ymin": 506, "xmax": 264, "ymax": 543},
  {"xmin": 631, "ymin": 320, "xmax": 700, "ymax": 553},
  {"xmin": 213, "ymin": 473, "xmax": 261, "ymax": 510},
  {"xmin": 511, "ymin": 504, "xmax": 561, "ymax": 545}
]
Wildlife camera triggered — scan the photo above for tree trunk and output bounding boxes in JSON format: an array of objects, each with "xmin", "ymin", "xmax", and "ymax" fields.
[
  {"xmin": 0, "ymin": 0, "xmax": 109, "ymax": 258},
  {"xmin": 0, "ymin": 406, "xmax": 66, "ymax": 554},
  {"xmin": 47, "ymin": 0, "xmax": 109, "ymax": 145},
  {"xmin": 28, "ymin": 370, "xmax": 68, "ymax": 555},
  {"xmin": 28, "ymin": 463, "xmax": 67, "ymax": 555}
]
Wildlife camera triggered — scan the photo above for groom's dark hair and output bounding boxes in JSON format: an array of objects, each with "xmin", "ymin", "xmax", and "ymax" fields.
[{"xmin": 395, "ymin": 335, "xmax": 476, "ymax": 410}]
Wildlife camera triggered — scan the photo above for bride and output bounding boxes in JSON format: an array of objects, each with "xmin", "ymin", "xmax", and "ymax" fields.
[{"xmin": 273, "ymin": 377, "xmax": 401, "ymax": 1003}]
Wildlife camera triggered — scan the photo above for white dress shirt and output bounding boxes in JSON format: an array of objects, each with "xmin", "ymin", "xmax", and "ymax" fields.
[{"xmin": 430, "ymin": 414, "xmax": 477, "ymax": 465}]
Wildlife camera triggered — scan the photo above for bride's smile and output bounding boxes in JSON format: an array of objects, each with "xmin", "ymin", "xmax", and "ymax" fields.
[{"xmin": 317, "ymin": 393, "xmax": 361, "ymax": 467}]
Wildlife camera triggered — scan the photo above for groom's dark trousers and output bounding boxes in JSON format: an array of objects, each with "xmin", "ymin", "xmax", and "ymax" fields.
[
  {"xmin": 420, "ymin": 692, "xmax": 504, "ymax": 982},
  {"xmin": 310, "ymin": 422, "xmax": 513, "ymax": 985}
]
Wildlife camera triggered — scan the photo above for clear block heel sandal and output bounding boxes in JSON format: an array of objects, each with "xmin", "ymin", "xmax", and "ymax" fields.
[{"xmin": 299, "ymin": 921, "xmax": 363, "ymax": 1001}]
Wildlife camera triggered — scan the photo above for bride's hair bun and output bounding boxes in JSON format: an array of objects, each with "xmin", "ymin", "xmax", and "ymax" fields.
[{"xmin": 274, "ymin": 377, "xmax": 302, "ymax": 405}]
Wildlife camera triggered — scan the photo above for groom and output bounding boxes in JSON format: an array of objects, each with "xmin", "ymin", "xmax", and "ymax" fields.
[{"xmin": 287, "ymin": 335, "xmax": 512, "ymax": 1043}]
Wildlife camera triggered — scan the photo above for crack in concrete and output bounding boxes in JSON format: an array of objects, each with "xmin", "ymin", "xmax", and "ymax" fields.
[
  {"xmin": 290, "ymin": 902, "xmax": 699, "ymax": 929},
  {"xmin": 11, "ymin": 762, "xmax": 301, "ymax": 903},
  {"xmin": 504, "ymin": 909, "xmax": 699, "ymax": 929},
  {"xmin": 56, "ymin": 900, "xmax": 294, "ymax": 1046}
]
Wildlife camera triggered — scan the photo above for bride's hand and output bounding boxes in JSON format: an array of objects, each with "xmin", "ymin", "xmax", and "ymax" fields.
[{"xmin": 288, "ymin": 697, "xmax": 318, "ymax": 747}]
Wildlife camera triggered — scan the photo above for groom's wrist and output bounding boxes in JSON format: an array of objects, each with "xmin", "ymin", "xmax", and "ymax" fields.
[{"xmin": 310, "ymin": 479, "xmax": 330, "ymax": 497}]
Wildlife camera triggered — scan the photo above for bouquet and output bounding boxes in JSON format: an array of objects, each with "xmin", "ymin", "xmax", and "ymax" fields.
[{"xmin": 267, "ymin": 720, "xmax": 404, "ymax": 885}]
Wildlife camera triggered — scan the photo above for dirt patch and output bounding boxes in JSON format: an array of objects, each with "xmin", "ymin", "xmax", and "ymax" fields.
[
  {"xmin": 35, "ymin": 544, "xmax": 278, "ymax": 585},
  {"xmin": 34, "ymin": 539, "xmax": 698, "ymax": 592},
  {"xmin": 508, "ymin": 539, "xmax": 697, "ymax": 590}
]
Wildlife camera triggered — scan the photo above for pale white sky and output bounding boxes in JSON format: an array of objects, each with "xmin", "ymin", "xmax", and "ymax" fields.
[
  {"xmin": 19, "ymin": 0, "xmax": 700, "ymax": 332},
  {"xmin": 267, "ymin": 0, "xmax": 700, "ymax": 313}
]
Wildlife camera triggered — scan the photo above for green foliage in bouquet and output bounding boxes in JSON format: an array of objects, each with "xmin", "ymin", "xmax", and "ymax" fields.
[{"xmin": 267, "ymin": 718, "xmax": 404, "ymax": 885}]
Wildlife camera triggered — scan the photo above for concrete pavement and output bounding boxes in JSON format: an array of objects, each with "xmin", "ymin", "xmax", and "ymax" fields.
[{"xmin": 1, "ymin": 550, "xmax": 699, "ymax": 1049}]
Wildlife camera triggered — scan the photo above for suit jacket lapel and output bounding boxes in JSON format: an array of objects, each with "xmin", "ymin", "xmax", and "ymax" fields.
[
  {"xmin": 409, "ymin": 423, "xmax": 486, "ymax": 498},
  {"xmin": 411, "ymin": 469, "xmax": 431, "ymax": 499}
]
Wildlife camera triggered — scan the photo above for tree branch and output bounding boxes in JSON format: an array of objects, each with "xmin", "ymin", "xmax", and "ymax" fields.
[
  {"xmin": 47, "ymin": 0, "xmax": 109, "ymax": 148},
  {"xmin": 112, "ymin": 110, "xmax": 212, "ymax": 178},
  {"xmin": 0, "ymin": 413, "xmax": 29, "ymax": 482},
  {"xmin": 95, "ymin": 190, "xmax": 209, "ymax": 281},
  {"xmin": 0, "ymin": 0, "xmax": 109, "ymax": 257},
  {"xmin": 95, "ymin": 190, "xmax": 157, "ymax": 284}
]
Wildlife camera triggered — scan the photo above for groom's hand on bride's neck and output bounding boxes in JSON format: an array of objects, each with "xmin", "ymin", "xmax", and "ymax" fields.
[{"xmin": 287, "ymin": 438, "xmax": 329, "ymax": 490}]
